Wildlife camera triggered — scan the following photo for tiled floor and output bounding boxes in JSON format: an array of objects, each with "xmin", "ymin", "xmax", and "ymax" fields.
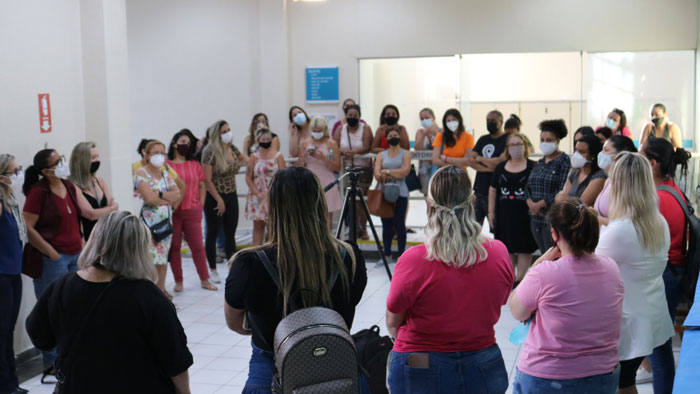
[{"xmin": 19, "ymin": 254, "xmax": 665, "ymax": 394}]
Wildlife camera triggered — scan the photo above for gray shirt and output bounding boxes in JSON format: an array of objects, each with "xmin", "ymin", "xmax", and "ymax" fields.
[{"xmin": 382, "ymin": 149, "xmax": 409, "ymax": 198}]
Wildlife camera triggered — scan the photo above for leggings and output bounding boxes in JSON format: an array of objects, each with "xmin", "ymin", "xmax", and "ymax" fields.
[
  {"xmin": 381, "ymin": 197, "xmax": 408, "ymax": 257},
  {"xmin": 204, "ymin": 192, "xmax": 239, "ymax": 269},
  {"xmin": 169, "ymin": 207, "xmax": 209, "ymax": 282}
]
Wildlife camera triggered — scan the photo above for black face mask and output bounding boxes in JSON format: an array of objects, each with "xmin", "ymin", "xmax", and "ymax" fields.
[
  {"xmin": 347, "ymin": 117, "xmax": 359, "ymax": 127},
  {"xmin": 388, "ymin": 137, "xmax": 400, "ymax": 146},
  {"xmin": 384, "ymin": 116, "xmax": 398, "ymax": 126},
  {"xmin": 259, "ymin": 141, "xmax": 272, "ymax": 149},
  {"xmin": 90, "ymin": 161, "xmax": 101, "ymax": 174},
  {"xmin": 176, "ymin": 144, "xmax": 190, "ymax": 157},
  {"xmin": 487, "ymin": 121, "xmax": 499, "ymax": 134}
]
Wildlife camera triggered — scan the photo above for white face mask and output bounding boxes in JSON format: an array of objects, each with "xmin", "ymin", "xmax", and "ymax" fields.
[
  {"xmin": 53, "ymin": 161, "xmax": 70, "ymax": 179},
  {"xmin": 509, "ymin": 146, "xmax": 524, "ymax": 159},
  {"xmin": 255, "ymin": 122, "xmax": 267, "ymax": 131},
  {"xmin": 421, "ymin": 118, "xmax": 434, "ymax": 129},
  {"xmin": 570, "ymin": 151, "xmax": 590, "ymax": 168},
  {"xmin": 598, "ymin": 151, "xmax": 614, "ymax": 170},
  {"xmin": 446, "ymin": 120, "xmax": 459, "ymax": 132},
  {"xmin": 311, "ymin": 131, "xmax": 325, "ymax": 140},
  {"xmin": 220, "ymin": 131, "xmax": 233, "ymax": 144},
  {"xmin": 539, "ymin": 142, "xmax": 558, "ymax": 156},
  {"xmin": 1, "ymin": 171, "xmax": 24, "ymax": 195},
  {"xmin": 605, "ymin": 118, "xmax": 618, "ymax": 130},
  {"xmin": 150, "ymin": 154, "xmax": 165, "ymax": 168},
  {"xmin": 293, "ymin": 112, "xmax": 307, "ymax": 126}
]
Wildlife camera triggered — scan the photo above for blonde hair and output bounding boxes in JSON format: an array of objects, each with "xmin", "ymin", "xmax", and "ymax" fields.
[
  {"xmin": 425, "ymin": 166, "xmax": 487, "ymax": 267},
  {"xmin": 608, "ymin": 152, "xmax": 666, "ymax": 254},
  {"xmin": 68, "ymin": 141, "xmax": 96, "ymax": 189},
  {"xmin": 78, "ymin": 211, "xmax": 157, "ymax": 282},
  {"xmin": 503, "ymin": 133, "xmax": 530, "ymax": 160},
  {"xmin": 144, "ymin": 140, "xmax": 165, "ymax": 156},
  {"xmin": 0, "ymin": 154, "xmax": 15, "ymax": 202},
  {"xmin": 204, "ymin": 120, "xmax": 230, "ymax": 174},
  {"xmin": 309, "ymin": 116, "xmax": 330, "ymax": 139}
]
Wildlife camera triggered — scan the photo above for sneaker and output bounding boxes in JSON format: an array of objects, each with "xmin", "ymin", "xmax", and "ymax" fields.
[
  {"xmin": 635, "ymin": 366, "xmax": 653, "ymax": 384},
  {"xmin": 210, "ymin": 270, "xmax": 222, "ymax": 284}
]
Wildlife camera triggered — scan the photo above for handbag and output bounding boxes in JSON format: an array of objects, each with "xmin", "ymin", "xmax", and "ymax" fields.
[
  {"xmin": 368, "ymin": 186, "xmax": 395, "ymax": 218},
  {"xmin": 382, "ymin": 181, "xmax": 401, "ymax": 203},
  {"xmin": 405, "ymin": 165, "xmax": 421, "ymax": 192}
]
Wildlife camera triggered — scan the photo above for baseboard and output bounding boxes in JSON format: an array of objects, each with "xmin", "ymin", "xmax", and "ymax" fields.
[{"xmin": 15, "ymin": 347, "xmax": 39, "ymax": 364}]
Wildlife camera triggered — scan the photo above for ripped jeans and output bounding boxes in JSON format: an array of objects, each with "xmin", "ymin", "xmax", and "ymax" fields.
[{"xmin": 513, "ymin": 365, "xmax": 620, "ymax": 394}]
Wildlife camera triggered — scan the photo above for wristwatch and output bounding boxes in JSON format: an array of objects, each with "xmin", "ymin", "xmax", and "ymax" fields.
[{"xmin": 159, "ymin": 191, "xmax": 163, "ymax": 198}]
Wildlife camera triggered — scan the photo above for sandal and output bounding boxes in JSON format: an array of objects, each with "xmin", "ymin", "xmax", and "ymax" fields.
[
  {"xmin": 201, "ymin": 281, "xmax": 218, "ymax": 291},
  {"xmin": 163, "ymin": 289, "xmax": 173, "ymax": 300},
  {"xmin": 173, "ymin": 282, "xmax": 184, "ymax": 293}
]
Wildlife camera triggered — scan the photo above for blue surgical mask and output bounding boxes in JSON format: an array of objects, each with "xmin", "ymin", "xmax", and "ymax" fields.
[
  {"xmin": 598, "ymin": 151, "xmax": 614, "ymax": 170},
  {"xmin": 421, "ymin": 118, "xmax": 433, "ymax": 129},
  {"xmin": 605, "ymin": 118, "xmax": 618, "ymax": 130},
  {"xmin": 293, "ymin": 112, "xmax": 307, "ymax": 126}
]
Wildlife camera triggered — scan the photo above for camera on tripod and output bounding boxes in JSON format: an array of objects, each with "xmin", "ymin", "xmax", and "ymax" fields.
[{"xmin": 344, "ymin": 167, "xmax": 365, "ymax": 182}]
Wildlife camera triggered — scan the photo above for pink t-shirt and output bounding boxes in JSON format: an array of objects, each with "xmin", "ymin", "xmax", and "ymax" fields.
[
  {"xmin": 516, "ymin": 255, "xmax": 624, "ymax": 379},
  {"xmin": 166, "ymin": 160, "xmax": 205, "ymax": 211},
  {"xmin": 387, "ymin": 241, "xmax": 514, "ymax": 353},
  {"xmin": 594, "ymin": 180, "xmax": 611, "ymax": 218}
]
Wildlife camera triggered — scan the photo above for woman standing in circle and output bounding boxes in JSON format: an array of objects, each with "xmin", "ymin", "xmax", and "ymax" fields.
[
  {"xmin": 371, "ymin": 104, "xmax": 410, "ymax": 153},
  {"xmin": 134, "ymin": 140, "xmax": 181, "ymax": 297},
  {"xmin": 431, "ymin": 108, "xmax": 475, "ymax": 169},
  {"xmin": 201, "ymin": 120, "xmax": 244, "ymax": 282},
  {"xmin": 593, "ymin": 136, "xmax": 637, "ymax": 226},
  {"xmin": 489, "ymin": 133, "xmax": 538, "ymax": 285},
  {"xmin": 242, "ymin": 113, "xmax": 280, "ymax": 162},
  {"xmin": 414, "ymin": 107, "xmax": 440, "ymax": 195},
  {"xmin": 298, "ymin": 116, "xmax": 342, "ymax": 230},
  {"xmin": 556, "ymin": 134, "xmax": 606, "ymax": 206},
  {"xmin": 640, "ymin": 103, "xmax": 683, "ymax": 149},
  {"xmin": 69, "ymin": 141, "xmax": 119, "ymax": 241},
  {"xmin": 245, "ymin": 128, "xmax": 286, "ymax": 246},
  {"xmin": 288, "ymin": 106, "xmax": 311, "ymax": 158}
]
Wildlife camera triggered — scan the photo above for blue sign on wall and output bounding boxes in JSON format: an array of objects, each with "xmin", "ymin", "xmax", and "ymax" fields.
[{"xmin": 306, "ymin": 66, "xmax": 339, "ymax": 103}]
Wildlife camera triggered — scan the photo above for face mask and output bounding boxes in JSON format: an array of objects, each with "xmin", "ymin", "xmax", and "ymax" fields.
[
  {"xmin": 1, "ymin": 171, "xmax": 24, "ymax": 195},
  {"xmin": 487, "ymin": 121, "xmax": 499, "ymax": 134},
  {"xmin": 384, "ymin": 116, "xmax": 398, "ymax": 126},
  {"xmin": 509, "ymin": 146, "xmax": 524, "ymax": 159},
  {"xmin": 346, "ymin": 117, "xmax": 359, "ymax": 127},
  {"xmin": 311, "ymin": 131, "xmax": 325, "ymax": 140},
  {"xmin": 605, "ymin": 118, "xmax": 618, "ymax": 130},
  {"xmin": 176, "ymin": 144, "xmax": 190, "ymax": 157},
  {"xmin": 597, "ymin": 151, "xmax": 614, "ymax": 170},
  {"xmin": 150, "ymin": 154, "xmax": 165, "ymax": 168},
  {"xmin": 53, "ymin": 161, "xmax": 70, "ymax": 179},
  {"xmin": 221, "ymin": 131, "xmax": 233, "ymax": 144},
  {"xmin": 258, "ymin": 141, "xmax": 272, "ymax": 149},
  {"xmin": 446, "ymin": 120, "xmax": 459, "ymax": 132},
  {"xmin": 651, "ymin": 116, "xmax": 665, "ymax": 127},
  {"xmin": 570, "ymin": 151, "xmax": 590, "ymax": 168},
  {"xmin": 421, "ymin": 118, "xmax": 433, "ymax": 129},
  {"xmin": 255, "ymin": 122, "xmax": 267, "ymax": 131},
  {"xmin": 90, "ymin": 161, "xmax": 101, "ymax": 174},
  {"xmin": 539, "ymin": 141, "xmax": 557, "ymax": 156},
  {"xmin": 388, "ymin": 137, "xmax": 400, "ymax": 146},
  {"xmin": 293, "ymin": 112, "xmax": 307, "ymax": 126}
]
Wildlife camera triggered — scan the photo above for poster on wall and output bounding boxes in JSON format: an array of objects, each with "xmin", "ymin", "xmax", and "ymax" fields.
[
  {"xmin": 306, "ymin": 66, "xmax": 339, "ymax": 103},
  {"xmin": 38, "ymin": 93, "xmax": 52, "ymax": 133}
]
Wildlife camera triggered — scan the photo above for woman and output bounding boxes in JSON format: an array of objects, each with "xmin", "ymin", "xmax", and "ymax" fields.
[
  {"xmin": 556, "ymin": 134, "xmax": 606, "ymax": 206},
  {"xmin": 26, "ymin": 211, "xmax": 193, "ymax": 394},
  {"xmin": 593, "ymin": 136, "xmax": 637, "ymax": 226},
  {"xmin": 201, "ymin": 120, "xmax": 245, "ymax": 282},
  {"xmin": 288, "ymin": 106, "xmax": 311, "ymax": 158},
  {"xmin": 595, "ymin": 153, "xmax": 675, "ymax": 394},
  {"xmin": 22, "ymin": 148, "xmax": 113, "ymax": 376},
  {"xmin": 69, "ymin": 141, "xmax": 119, "ymax": 240},
  {"xmin": 510, "ymin": 198, "xmax": 623, "ymax": 393},
  {"xmin": 573, "ymin": 126, "xmax": 595, "ymax": 145},
  {"xmin": 0, "ymin": 154, "xmax": 28, "ymax": 394},
  {"xmin": 134, "ymin": 140, "xmax": 181, "ymax": 297},
  {"xmin": 431, "ymin": 108, "xmax": 475, "ymax": 169},
  {"xmin": 640, "ymin": 103, "xmax": 683, "ymax": 149},
  {"xmin": 525, "ymin": 119, "xmax": 571, "ymax": 253},
  {"xmin": 166, "ymin": 129, "xmax": 217, "ymax": 292},
  {"xmin": 331, "ymin": 98, "xmax": 363, "ymax": 138},
  {"xmin": 595, "ymin": 127, "xmax": 613, "ymax": 143},
  {"xmin": 371, "ymin": 104, "xmax": 410, "ymax": 153},
  {"xmin": 245, "ymin": 128, "xmax": 286, "ymax": 245},
  {"xmin": 298, "ymin": 116, "xmax": 342, "ymax": 229},
  {"xmin": 133, "ymin": 138, "xmax": 184, "ymax": 195},
  {"xmin": 242, "ymin": 113, "xmax": 281, "ymax": 162},
  {"xmin": 374, "ymin": 125, "xmax": 411, "ymax": 263},
  {"xmin": 489, "ymin": 133, "xmax": 538, "ymax": 285},
  {"xmin": 333, "ymin": 104, "xmax": 373, "ymax": 240},
  {"xmin": 414, "ymin": 107, "xmax": 440, "ymax": 195},
  {"xmin": 601, "ymin": 108, "xmax": 631, "ymax": 137},
  {"xmin": 386, "ymin": 166, "xmax": 513, "ymax": 394},
  {"xmin": 224, "ymin": 167, "xmax": 367, "ymax": 394},
  {"xmin": 504, "ymin": 114, "xmax": 534, "ymax": 153}
]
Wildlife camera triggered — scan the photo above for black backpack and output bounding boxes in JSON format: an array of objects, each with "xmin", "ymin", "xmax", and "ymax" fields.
[
  {"xmin": 657, "ymin": 185, "xmax": 700, "ymax": 305},
  {"xmin": 351, "ymin": 325, "xmax": 393, "ymax": 394},
  {"xmin": 254, "ymin": 250, "xmax": 361, "ymax": 394}
]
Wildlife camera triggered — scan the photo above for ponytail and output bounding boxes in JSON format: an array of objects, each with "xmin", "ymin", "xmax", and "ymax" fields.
[
  {"xmin": 547, "ymin": 197, "xmax": 600, "ymax": 257},
  {"xmin": 504, "ymin": 114, "xmax": 522, "ymax": 131},
  {"xmin": 23, "ymin": 149, "xmax": 55, "ymax": 196},
  {"xmin": 642, "ymin": 138, "xmax": 689, "ymax": 180},
  {"xmin": 672, "ymin": 147, "xmax": 691, "ymax": 179}
]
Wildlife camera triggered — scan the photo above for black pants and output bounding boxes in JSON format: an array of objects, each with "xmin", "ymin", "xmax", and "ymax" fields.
[
  {"xmin": 0, "ymin": 274, "xmax": 21, "ymax": 392},
  {"xmin": 474, "ymin": 193, "xmax": 489, "ymax": 227},
  {"xmin": 204, "ymin": 192, "xmax": 239, "ymax": 269},
  {"xmin": 381, "ymin": 197, "xmax": 408, "ymax": 257}
]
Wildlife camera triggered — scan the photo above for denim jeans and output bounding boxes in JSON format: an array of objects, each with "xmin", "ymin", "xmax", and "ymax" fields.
[
  {"xmin": 647, "ymin": 265, "xmax": 682, "ymax": 394},
  {"xmin": 474, "ymin": 193, "xmax": 489, "ymax": 227},
  {"xmin": 513, "ymin": 366, "xmax": 620, "ymax": 394},
  {"xmin": 381, "ymin": 196, "xmax": 408, "ymax": 257},
  {"xmin": 530, "ymin": 219, "xmax": 552, "ymax": 254},
  {"xmin": 388, "ymin": 344, "xmax": 508, "ymax": 394},
  {"xmin": 32, "ymin": 253, "xmax": 80, "ymax": 367},
  {"xmin": 0, "ymin": 274, "xmax": 21, "ymax": 392}
]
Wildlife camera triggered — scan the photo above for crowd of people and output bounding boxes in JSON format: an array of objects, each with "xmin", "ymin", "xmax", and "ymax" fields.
[{"xmin": 0, "ymin": 100, "xmax": 694, "ymax": 393}]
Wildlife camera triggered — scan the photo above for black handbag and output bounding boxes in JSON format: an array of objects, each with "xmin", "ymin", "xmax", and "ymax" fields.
[
  {"xmin": 405, "ymin": 164, "xmax": 421, "ymax": 192},
  {"xmin": 143, "ymin": 216, "xmax": 173, "ymax": 243}
]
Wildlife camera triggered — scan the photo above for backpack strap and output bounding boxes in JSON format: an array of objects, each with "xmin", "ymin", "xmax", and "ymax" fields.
[{"xmin": 657, "ymin": 184, "xmax": 691, "ymax": 254}]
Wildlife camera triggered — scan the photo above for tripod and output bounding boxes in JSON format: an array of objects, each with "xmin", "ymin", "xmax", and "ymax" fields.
[{"xmin": 325, "ymin": 168, "xmax": 392, "ymax": 280}]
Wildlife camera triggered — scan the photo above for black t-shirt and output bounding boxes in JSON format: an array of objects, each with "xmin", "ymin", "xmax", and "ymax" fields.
[
  {"xmin": 473, "ymin": 133, "xmax": 508, "ymax": 195},
  {"xmin": 26, "ymin": 273, "xmax": 193, "ymax": 394},
  {"xmin": 225, "ymin": 244, "xmax": 368, "ymax": 351}
]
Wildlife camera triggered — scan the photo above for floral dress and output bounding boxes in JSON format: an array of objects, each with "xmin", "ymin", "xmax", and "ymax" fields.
[
  {"xmin": 134, "ymin": 168, "xmax": 176, "ymax": 265},
  {"xmin": 245, "ymin": 151, "xmax": 281, "ymax": 221}
]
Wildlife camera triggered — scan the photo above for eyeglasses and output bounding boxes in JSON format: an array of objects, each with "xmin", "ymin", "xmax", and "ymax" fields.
[
  {"xmin": 507, "ymin": 143, "xmax": 524, "ymax": 147},
  {"xmin": 2, "ymin": 166, "xmax": 22, "ymax": 176},
  {"xmin": 48, "ymin": 155, "xmax": 66, "ymax": 168}
]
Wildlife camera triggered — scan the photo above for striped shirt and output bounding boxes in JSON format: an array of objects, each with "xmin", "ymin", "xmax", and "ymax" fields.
[{"xmin": 166, "ymin": 160, "xmax": 205, "ymax": 210}]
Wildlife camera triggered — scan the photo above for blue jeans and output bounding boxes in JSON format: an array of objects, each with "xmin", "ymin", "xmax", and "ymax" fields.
[
  {"xmin": 647, "ymin": 265, "xmax": 682, "ymax": 394},
  {"xmin": 381, "ymin": 196, "xmax": 408, "ymax": 257},
  {"xmin": 0, "ymin": 274, "xmax": 21, "ymax": 392},
  {"xmin": 32, "ymin": 253, "xmax": 79, "ymax": 367},
  {"xmin": 388, "ymin": 344, "xmax": 508, "ymax": 394},
  {"xmin": 513, "ymin": 366, "xmax": 620, "ymax": 394}
]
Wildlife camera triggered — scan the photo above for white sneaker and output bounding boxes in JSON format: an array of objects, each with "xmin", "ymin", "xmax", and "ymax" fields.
[
  {"xmin": 636, "ymin": 366, "xmax": 653, "ymax": 384},
  {"xmin": 210, "ymin": 270, "xmax": 222, "ymax": 284}
]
